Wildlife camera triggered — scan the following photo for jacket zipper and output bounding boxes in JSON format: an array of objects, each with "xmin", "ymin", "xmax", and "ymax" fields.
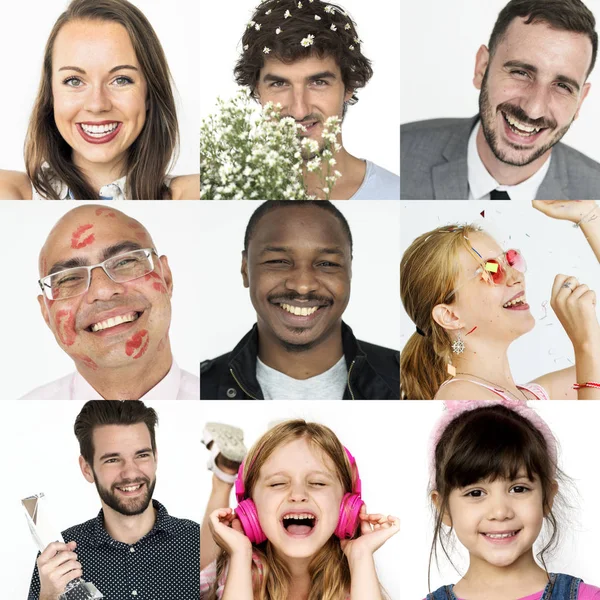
[
  {"xmin": 346, "ymin": 359, "xmax": 356, "ymax": 400},
  {"xmin": 229, "ymin": 368, "xmax": 258, "ymax": 400}
]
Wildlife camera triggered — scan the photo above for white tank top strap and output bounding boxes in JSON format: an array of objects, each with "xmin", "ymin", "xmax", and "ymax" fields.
[
  {"xmin": 517, "ymin": 383, "xmax": 549, "ymax": 400},
  {"xmin": 439, "ymin": 378, "xmax": 548, "ymax": 400}
]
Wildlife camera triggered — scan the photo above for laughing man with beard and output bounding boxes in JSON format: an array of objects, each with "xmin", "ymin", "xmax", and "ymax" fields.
[
  {"xmin": 28, "ymin": 401, "xmax": 199, "ymax": 600},
  {"xmin": 401, "ymin": 0, "xmax": 600, "ymax": 200}
]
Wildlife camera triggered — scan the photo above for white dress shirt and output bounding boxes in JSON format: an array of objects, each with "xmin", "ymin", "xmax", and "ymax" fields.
[
  {"xmin": 20, "ymin": 361, "xmax": 199, "ymax": 400},
  {"xmin": 467, "ymin": 122, "xmax": 551, "ymax": 201}
]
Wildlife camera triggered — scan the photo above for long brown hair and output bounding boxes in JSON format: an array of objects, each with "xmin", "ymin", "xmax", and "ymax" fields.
[
  {"xmin": 205, "ymin": 420, "xmax": 384, "ymax": 600},
  {"xmin": 428, "ymin": 405, "xmax": 565, "ymax": 591},
  {"xmin": 400, "ymin": 224, "xmax": 482, "ymax": 400},
  {"xmin": 25, "ymin": 0, "xmax": 178, "ymax": 200}
]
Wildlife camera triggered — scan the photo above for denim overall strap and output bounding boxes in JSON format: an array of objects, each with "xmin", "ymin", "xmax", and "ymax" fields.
[
  {"xmin": 542, "ymin": 573, "xmax": 582, "ymax": 600},
  {"xmin": 427, "ymin": 585, "xmax": 456, "ymax": 600}
]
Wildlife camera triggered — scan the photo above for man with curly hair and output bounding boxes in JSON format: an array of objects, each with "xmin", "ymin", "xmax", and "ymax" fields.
[{"xmin": 234, "ymin": 0, "xmax": 399, "ymax": 200}]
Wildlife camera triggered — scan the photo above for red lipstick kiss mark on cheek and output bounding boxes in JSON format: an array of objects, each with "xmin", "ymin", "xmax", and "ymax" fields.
[
  {"xmin": 71, "ymin": 224, "xmax": 95, "ymax": 249},
  {"xmin": 55, "ymin": 309, "xmax": 77, "ymax": 346},
  {"xmin": 73, "ymin": 354, "xmax": 98, "ymax": 370},
  {"xmin": 95, "ymin": 208, "xmax": 116, "ymax": 218},
  {"xmin": 144, "ymin": 272, "xmax": 167, "ymax": 293},
  {"xmin": 125, "ymin": 329, "xmax": 149, "ymax": 359}
]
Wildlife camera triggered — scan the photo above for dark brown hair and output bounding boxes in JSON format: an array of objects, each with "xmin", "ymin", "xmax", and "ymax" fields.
[
  {"xmin": 25, "ymin": 0, "xmax": 179, "ymax": 200},
  {"xmin": 74, "ymin": 400, "xmax": 158, "ymax": 464},
  {"xmin": 234, "ymin": 0, "xmax": 373, "ymax": 106},
  {"xmin": 429, "ymin": 405, "xmax": 563, "ymax": 589},
  {"xmin": 488, "ymin": 0, "xmax": 598, "ymax": 77}
]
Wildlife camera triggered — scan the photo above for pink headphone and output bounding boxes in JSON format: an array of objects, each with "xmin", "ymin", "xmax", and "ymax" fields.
[{"xmin": 234, "ymin": 446, "xmax": 364, "ymax": 544}]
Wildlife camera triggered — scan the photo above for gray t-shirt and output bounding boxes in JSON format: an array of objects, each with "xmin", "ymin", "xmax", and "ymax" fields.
[
  {"xmin": 256, "ymin": 356, "xmax": 347, "ymax": 400},
  {"xmin": 350, "ymin": 160, "xmax": 400, "ymax": 200}
]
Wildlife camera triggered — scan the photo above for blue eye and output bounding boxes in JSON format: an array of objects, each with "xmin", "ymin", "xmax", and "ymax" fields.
[
  {"xmin": 64, "ymin": 77, "xmax": 83, "ymax": 87},
  {"xmin": 113, "ymin": 76, "xmax": 134, "ymax": 86}
]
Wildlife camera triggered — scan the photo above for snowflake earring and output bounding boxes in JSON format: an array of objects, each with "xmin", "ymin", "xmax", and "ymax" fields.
[{"xmin": 451, "ymin": 332, "xmax": 465, "ymax": 355}]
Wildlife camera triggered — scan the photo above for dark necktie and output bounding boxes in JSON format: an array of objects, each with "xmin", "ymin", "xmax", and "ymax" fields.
[{"xmin": 490, "ymin": 189, "xmax": 511, "ymax": 200}]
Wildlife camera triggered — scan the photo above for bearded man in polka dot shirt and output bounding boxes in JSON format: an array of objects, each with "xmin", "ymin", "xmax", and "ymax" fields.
[{"xmin": 28, "ymin": 401, "xmax": 200, "ymax": 600}]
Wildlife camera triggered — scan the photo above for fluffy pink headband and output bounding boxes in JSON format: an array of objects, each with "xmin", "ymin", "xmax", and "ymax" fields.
[{"xmin": 428, "ymin": 399, "xmax": 558, "ymax": 489}]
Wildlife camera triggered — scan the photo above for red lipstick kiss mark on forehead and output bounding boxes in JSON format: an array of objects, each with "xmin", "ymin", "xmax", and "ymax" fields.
[
  {"xmin": 71, "ymin": 224, "xmax": 95, "ymax": 249},
  {"xmin": 144, "ymin": 272, "xmax": 167, "ymax": 293},
  {"xmin": 125, "ymin": 329, "xmax": 149, "ymax": 359},
  {"xmin": 135, "ymin": 231, "xmax": 149, "ymax": 243},
  {"xmin": 95, "ymin": 208, "xmax": 116, "ymax": 218},
  {"xmin": 73, "ymin": 354, "xmax": 99, "ymax": 371},
  {"xmin": 56, "ymin": 309, "xmax": 77, "ymax": 346}
]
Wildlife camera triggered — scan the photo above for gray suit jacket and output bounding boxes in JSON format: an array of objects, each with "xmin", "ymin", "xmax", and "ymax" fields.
[{"xmin": 400, "ymin": 116, "xmax": 600, "ymax": 199}]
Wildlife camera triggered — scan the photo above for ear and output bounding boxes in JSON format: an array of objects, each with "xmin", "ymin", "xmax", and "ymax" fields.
[
  {"xmin": 473, "ymin": 45, "xmax": 490, "ymax": 90},
  {"xmin": 545, "ymin": 480, "xmax": 559, "ymax": 516},
  {"xmin": 574, "ymin": 82, "xmax": 591, "ymax": 120},
  {"xmin": 37, "ymin": 295, "xmax": 51, "ymax": 328},
  {"xmin": 241, "ymin": 251, "xmax": 249, "ymax": 289},
  {"xmin": 432, "ymin": 303, "xmax": 463, "ymax": 332},
  {"xmin": 343, "ymin": 88, "xmax": 354, "ymax": 104},
  {"xmin": 158, "ymin": 255, "xmax": 174, "ymax": 298},
  {"xmin": 431, "ymin": 491, "xmax": 452, "ymax": 527},
  {"xmin": 79, "ymin": 455, "xmax": 95, "ymax": 484}
]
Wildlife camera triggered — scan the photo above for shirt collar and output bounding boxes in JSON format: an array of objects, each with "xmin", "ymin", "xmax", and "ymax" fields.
[
  {"xmin": 72, "ymin": 360, "xmax": 183, "ymax": 400},
  {"xmin": 90, "ymin": 499, "xmax": 176, "ymax": 547},
  {"xmin": 467, "ymin": 121, "xmax": 551, "ymax": 201}
]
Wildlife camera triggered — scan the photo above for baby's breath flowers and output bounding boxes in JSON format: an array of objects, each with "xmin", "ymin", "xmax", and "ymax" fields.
[
  {"xmin": 200, "ymin": 89, "xmax": 342, "ymax": 200},
  {"xmin": 301, "ymin": 33, "xmax": 315, "ymax": 47}
]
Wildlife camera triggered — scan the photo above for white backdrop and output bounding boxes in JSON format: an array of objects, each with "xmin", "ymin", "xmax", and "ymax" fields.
[
  {"xmin": 400, "ymin": 201, "xmax": 600, "ymax": 385},
  {"xmin": 0, "ymin": 0, "xmax": 199, "ymax": 175},
  {"xmin": 0, "ymin": 400, "xmax": 204, "ymax": 600},
  {"xmin": 398, "ymin": 401, "xmax": 600, "ymax": 598},
  {"xmin": 199, "ymin": 400, "xmax": 401, "ymax": 599},
  {"xmin": 400, "ymin": 0, "xmax": 600, "ymax": 164},
  {"xmin": 198, "ymin": 200, "xmax": 401, "ymax": 361},
  {"xmin": 0, "ymin": 201, "xmax": 203, "ymax": 400},
  {"xmin": 199, "ymin": 0, "xmax": 400, "ymax": 176}
]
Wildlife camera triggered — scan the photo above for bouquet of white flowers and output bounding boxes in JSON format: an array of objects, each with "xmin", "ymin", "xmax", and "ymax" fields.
[{"xmin": 200, "ymin": 89, "xmax": 342, "ymax": 200}]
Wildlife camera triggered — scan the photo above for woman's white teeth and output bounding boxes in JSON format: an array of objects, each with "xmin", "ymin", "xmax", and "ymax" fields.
[
  {"xmin": 503, "ymin": 113, "xmax": 541, "ymax": 136},
  {"xmin": 91, "ymin": 312, "xmax": 139, "ymax": 332},
  {"xmin": 119, "ymin": 484, "xmax": 141, "ymax": 492},
  {"xmin": 81, "ymin": 122, "xmax": 119, "ymax": 136},
  {"xmin": 282, "ymin": 513, "xmax": 314, "ymax": 520},
  {"xmin": 485, "ymin": 531, "xmax": 517, "ymax": 539},
  {"xmin": 503, "ymin": 296, "xmax": 526, "ymax": 308},
  {"xmin": 280, "ymin": 304, "xmax": 319, "ymax": 316}
]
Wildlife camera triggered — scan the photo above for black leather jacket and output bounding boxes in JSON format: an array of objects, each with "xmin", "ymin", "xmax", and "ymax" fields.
[{"xmin": 200, "ymin": 322, "xmax": 399, "ymax": 400}]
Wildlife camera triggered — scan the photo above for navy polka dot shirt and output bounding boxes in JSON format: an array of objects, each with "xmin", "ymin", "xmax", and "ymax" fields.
[{"xmin": 29, "ymin": 500, "xmax": 199, "ymax": 600}]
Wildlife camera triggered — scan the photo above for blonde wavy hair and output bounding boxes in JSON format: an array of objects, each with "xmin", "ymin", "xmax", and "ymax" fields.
[
  {"xmin": 400, "ymin": 224, "xmax": 484, "ymax": 400},
  {"xmin": 205, "ymin": 419, "xmax": 386, "ymax": 600}
]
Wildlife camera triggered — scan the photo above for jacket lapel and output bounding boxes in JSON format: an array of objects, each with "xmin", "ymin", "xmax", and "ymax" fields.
[{"xmin": 536, "ymin": 146, "xmax": 569, "ymax": 199}]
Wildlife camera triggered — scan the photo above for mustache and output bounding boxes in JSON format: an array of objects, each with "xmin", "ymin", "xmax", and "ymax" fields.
[
  {"xmin": 268, "ymin": 291, "xmax": 333, "ymax": 305},
  {"xmin": 498, "ymin": 102, "xmax": 557, "ymax": 130},
  {"xmin": 294, "ymin": 113, "xmax": 323, "ymax": 125},
  {"xmin": 113, "ymin": 477, "xmax": 149, "ymax": 490}
]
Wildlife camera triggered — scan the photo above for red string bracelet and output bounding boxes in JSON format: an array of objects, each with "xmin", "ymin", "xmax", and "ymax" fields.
[{"xmin": 573, "ymin": 382, "xmax": 600, "ymax": 390}]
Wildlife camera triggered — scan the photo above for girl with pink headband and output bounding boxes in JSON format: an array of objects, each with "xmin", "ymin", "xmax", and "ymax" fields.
[
  {"xmin": 200, "ymin": 419, "xmax": 399, "ymax": 600},
  {"xmin": 425, "ymin": 400, "xmax": 600, "ymax": 600}
]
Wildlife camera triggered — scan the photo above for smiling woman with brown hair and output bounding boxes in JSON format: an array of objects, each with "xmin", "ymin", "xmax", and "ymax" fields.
[{"xmin": 0, "ymin": 0, "xmax": 198, "ymax": 200}]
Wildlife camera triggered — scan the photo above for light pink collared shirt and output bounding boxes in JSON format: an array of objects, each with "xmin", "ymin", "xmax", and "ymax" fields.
[{"xmin": 19, "ymin": 361, "xmax": 199, "ymax": 400}]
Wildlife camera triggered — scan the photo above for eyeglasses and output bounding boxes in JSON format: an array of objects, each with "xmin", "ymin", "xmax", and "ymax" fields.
[
  {"xmin": 39, "ymin": 248, "xmax": 158, "ymax": 301},
  {"xmin": 446, "ymin": 248, "xmax": 526, "ymax": 301}
]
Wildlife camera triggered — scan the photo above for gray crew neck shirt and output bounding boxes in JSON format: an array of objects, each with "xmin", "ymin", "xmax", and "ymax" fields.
[
  {"xmin": 350, "ymin": 160, "xmax": 400, "ymax": 200},
  {"xmin": 256, "ymin": 356, "xmax": 347, "ymax": 400}
]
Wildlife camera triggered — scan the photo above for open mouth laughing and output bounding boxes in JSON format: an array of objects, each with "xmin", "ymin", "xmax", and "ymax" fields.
[
  {"xmin": 77, "ymin": 121, "xmax": 123, "ymax": 144},
  {"xmin": 85, "ymin": 309, "xmax": 145, "ymax": 335},
  {"xmin": 502, "ymin": 292, "xmax": 529, "ymax": 311},
  {"xmin": 271, "ymin": 299, "xmax": 331, "ymax": 324},
  {"xmin": 281, "ymin": 511, "xmax": 318, "ymax": 537},
  {"xmin": 114, "ymin": 481, "xmax": 145, "ymax": 496},
  {"xmin": 480, "ymin": 529, "xmax": 521, "ymax": 544}
]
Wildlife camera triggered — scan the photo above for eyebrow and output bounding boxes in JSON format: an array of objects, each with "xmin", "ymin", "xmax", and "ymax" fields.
[
  {"xmin": 259, "ymin": 245, "xmax": 346, "ymax": 257},
  {"xmin": 98, "ymin": 447, "xmax": 153, "ymax": 461},
  {"xmin": 263, "ymin": 70, "xmax": 338, "ymax": 84},
  {"xmin": 264, "ymin": 470, "xmax": 335, "ymax": 479},
  {"xmin": 47, "ymin": 241, "xmax": 144, "ymax": 275},
  {"xmin": 58, "ymin": 64, "xmax": 139, "ymax": 74},
  {"xmin": 503, "ymin": 60, "xmax": 580, "ymax": 92}
]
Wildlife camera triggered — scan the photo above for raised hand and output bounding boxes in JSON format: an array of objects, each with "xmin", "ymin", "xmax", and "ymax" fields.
[
  {"xmin": 208, "ymin": 508, "xmax": 252, "ymax": 558},
  {"xmin": 532, "ymin": 200, "xmax": 598, "ymax": 224},
  {"xmin": 37, "ymin": 541, "xmax": 82, "ymax": 600}
]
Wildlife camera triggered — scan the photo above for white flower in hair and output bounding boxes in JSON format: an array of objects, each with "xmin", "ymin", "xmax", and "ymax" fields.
[
  {"xmin": 324, "ymin": 5, "xmax": 334, "ymax": 13},
  {"xmin": 248, "ymin": 20, "xmax": 255, "ymax": 28},
  {"xmin": 349, "ymin": 45, "xmax": 354, "ymax": 50},
  {"xmin": 314, "ymin": 15, "xmax": 321, "ymax": 20},
  {"xmin": 276, "ymin": 27, "xmax": 282, "ymax": 34},
  {"xmin": 298, "ymin": 1, "xmax": 303, "ymax": 7},
  {"xmin": 284, "ymin": 9, "xmax": 291, "ymax": 18},
  {"xmin": 265, "ymin": 8, "xmax": 272, "ymax": 14},
  {"xmin": 344, "ymin": 23, "xmax": 351, "ymax": 30},
  {"xmin": 330, "ymin": 24, "xmax": 337, "ymax": 31},
  {"xmin": 301, "ymin": 34, "xmax": 315, "ymax": 46},
  {"xmin": 255, "ymin": 23, "xmax": 262, "ymax": 30},
  {"xmin": 263, "ymin": 46, "xmax": 271, "ymax": 53},
  {"xmin": 244, "ymin": 44, "xmax": 249, "ymax": 50}
]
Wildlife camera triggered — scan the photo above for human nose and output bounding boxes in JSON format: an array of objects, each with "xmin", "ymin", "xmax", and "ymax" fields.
[
  {"xmin": 520, "ymin": 82, "xmax": 551, "ymax": 122},
  {"xmin": 286, "ymin": 87, "xmax": 310, "ymax": 120},
  {"xmin": 84, "ymin": 83, "xmax": 112, "ymax": 113},
  {"xmin": 288, "ymin": 481, "xmax": 309, "ymax": 502},
  {"xmin": 487, "ymin": 494, "xmax": 515, "ymax": 521},
  {"xmin": 285, "ymin": 263, "xmax": 319, "ymax": 295},
  {"xmin": 85, "ymin": 266, "xmax": 126, "ymax": 302}
]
